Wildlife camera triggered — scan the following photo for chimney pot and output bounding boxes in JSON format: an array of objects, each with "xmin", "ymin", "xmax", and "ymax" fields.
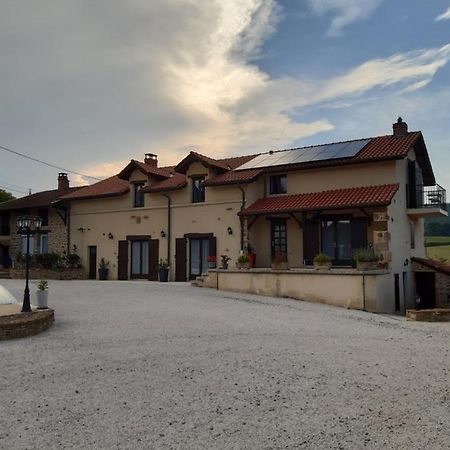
[
  {"xmin": 58, "ymin": 172, "xmax": 70, "ymax": 191},
  {"xmin": 144, "ymin": 153, "xmax": 158, "ymax": 166},
  {"xmin": 393, "ymin": 117, "xmax": 408, "ymax": 137}
]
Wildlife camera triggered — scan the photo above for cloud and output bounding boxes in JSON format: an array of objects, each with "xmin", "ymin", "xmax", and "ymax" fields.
[
  {"xmin": 306, "ymin": 0, "xmax": 384, "ymax": 35},
  {"xmin": 436, "ymin": 7, "xmax": 450, "ymax": 21}
]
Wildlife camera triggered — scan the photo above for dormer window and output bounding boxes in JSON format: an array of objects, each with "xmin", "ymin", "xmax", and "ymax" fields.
[
  {"xmin": 192, "ymin": 177, "xmax": 205, "ymax": 203},
  {"xmin": 269, "ymin": 174, "xmax": 287, "ymax": 195},
  {"xmin": 133, "ymin": 182, "xmax": 145, "ymax": 207}
]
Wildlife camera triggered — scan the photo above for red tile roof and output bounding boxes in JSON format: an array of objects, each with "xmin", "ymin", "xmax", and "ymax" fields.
[
  {"xmin": 175, "ymin": 151, "xmax": 230, "ymax": 173},
  {"xmin": 412, "ymin": 257, "xmax": 450, "ymax": 276},
  {"xmin": 216, "ymin": 154, "xmax": 259, "ymax": 169},
  {"xmin": 204, "ymin": 168, "xmax": 262, "ymax": 186},
  {"xmin": 141, "ymin": 173, "xmax": 187, "ymax": 193},
  {"xmin": 0, "ymin": 186, "xmax": 84, "ymax": 211},
  {"xmin": 118, "ymin": 160, "xmax": 172, "ymax": 180},
  {"xmin": 61, "ymin": 176, "xmax": 129, "ymax": 201},
  {"xmin": 239, "ymin": 184, "xmax": 399, "ymax": 216},
  {"xmin": 356, "ymin": 132, "xmax": 421, "ymax": 160}
]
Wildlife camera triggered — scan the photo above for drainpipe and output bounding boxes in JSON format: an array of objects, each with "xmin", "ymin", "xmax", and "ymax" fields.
[
  {"xmin": 238, "ymin": 185, "xmax": 246, "ymax": 250},
  {"xmin": 161, "ymin": 194, "xmax": 171, "ymax": 265}
]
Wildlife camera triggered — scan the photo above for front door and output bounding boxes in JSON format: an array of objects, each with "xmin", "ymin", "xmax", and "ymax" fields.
[
  {"xmin": 415, "ymin": 272, "xmax": 436, "ymax": 309},
  {"xmin": 131, "ymin": 240, "xmax": 149, "ymax": 279},
  {"xmin": 118, "ymin": 240, "xmax": 128, "ymax": 280},
  {"xmin": 271, "ymin": 219, "xmax": 287, "ymax": 258},
  {"xmin": 88, "ymin": 246, "xmax": 97, "ymax": 279},
  {"xmin": 189, "ymin": 238, "xmax": 209, "ymax": 280},
  {"xmin": 321, "ymin": 218, "xmax": 352, "ymax": 265},
  {"xmin": 175, "ymin": 238, "xmax": 187, "ymax": 281}
]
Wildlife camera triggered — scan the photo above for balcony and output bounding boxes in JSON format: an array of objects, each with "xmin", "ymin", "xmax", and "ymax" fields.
[{"xmin": 407, "ymin": 184, "xmax": 448, "ymax": 218}]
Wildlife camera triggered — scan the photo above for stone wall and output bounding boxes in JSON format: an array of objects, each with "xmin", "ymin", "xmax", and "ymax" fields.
[
  {"xmin": 412, "ymin": 261, "xmax": 450, "ymax": 308},
  {"xmin": 0, "ymin": 309, "xmax": 54, "ymax": 340},
  {"xmin": 10, "ymin": 267, "xmax": 86, "ymax": 280}
]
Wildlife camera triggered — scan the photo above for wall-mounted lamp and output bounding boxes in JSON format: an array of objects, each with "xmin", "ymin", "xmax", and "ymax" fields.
[
  {"xmin": 160, "ymin": 230, "xmax": 166, "ymax": 238},
  {"xmin": 108, "ymin": 232, "xmax": 114, "ymax": 240},
  {"xmin": 227, "ymin": 226, "xmax": 233, "ymax": 235}
]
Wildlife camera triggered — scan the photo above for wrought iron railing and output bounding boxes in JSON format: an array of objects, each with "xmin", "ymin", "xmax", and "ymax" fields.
[{"xmin": 407, "ymin": 184, "xmax": 447, "ymax": 210}]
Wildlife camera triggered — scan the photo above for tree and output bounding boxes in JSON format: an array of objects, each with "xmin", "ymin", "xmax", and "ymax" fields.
[{"xmin": 0, "ymin": 189, "xmax": 15, "ymax": 203}]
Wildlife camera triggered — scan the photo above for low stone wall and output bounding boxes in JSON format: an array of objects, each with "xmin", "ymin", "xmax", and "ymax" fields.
[
  {"xmin": 10, "ymin": 267, "xmax": 86, "ymax": 280},
  {"xmin": 0, "ymin": 309, "xmax": 54, "ymax": 340},
  {"xmin": 203, "ymin": 268, "xmax": 393, "ymax": 313},
  {"xmin": 406, "ymin": 308, "xmax": 450, "ymax": 322}
]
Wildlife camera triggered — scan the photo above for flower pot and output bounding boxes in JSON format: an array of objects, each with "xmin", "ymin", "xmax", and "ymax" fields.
[
  {"xmin": 159, "ymin": 268, "xmax": 169, "ymax": 282},
  {"xmin": 236, "ymin": 262, "xmax": 250, "ymax": 270},
  {"xmin": 98, "ymin": 268, "xmax": 109, "ymax": 280},
  {"xmin": 313, "ymin": 262, "xmax": 332, "ymax": 270},
  {"xmin": 248, "ymin": 253, "xmax": 256, "ymax": 268},
  {"xmin": 221, "ymin": 262, "xmax": 229, "ymax": 270},
  {"xmin": 356, "ymin": 261, "xmax": 378, "ymax": 271},
  {"xmin": 36, "ymin": 290, "xmax": 48, "ymax": 309},
  {"xmin": 207, "ymin": 262, "xmax": 216, "ymax": 269}
]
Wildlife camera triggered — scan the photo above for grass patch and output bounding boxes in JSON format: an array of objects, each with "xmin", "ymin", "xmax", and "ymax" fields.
[
  {"xmin": 425, "ymin": 236, "xmax": 450, "ymax": 246},
  {"xmin": 426, "ymin": 245, "xmax": 450, "ymax": 262}
]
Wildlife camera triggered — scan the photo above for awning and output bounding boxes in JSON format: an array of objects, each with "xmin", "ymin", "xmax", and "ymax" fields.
[{"xmin": 239, "ymin": 184, "xmax": 399, "ymax": 216}]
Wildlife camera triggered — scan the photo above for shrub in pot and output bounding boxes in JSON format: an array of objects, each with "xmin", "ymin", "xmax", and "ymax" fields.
[
  {"xmin": 313, "ymin": 253, "xmax": 332, "ymax": 270},
  {"xmin": 236, "ymin": 253, "xmax": 250, "ymax": 269},
  {"xmin": 158, "ymin": 259, "xmax": 169, "ymax": 282},
  {"xmin": 220, "ymin": 255, "xmax": 231, "ymax": 270},
  {"xmin": 247, "ymin": 244, "xmax": 257, "ymax": 268},
  {"xmin": 207, "ymin": 255, "xmax": 217, "ymax": 269},
  {"xmin": 353, "ymin": 248, "xmax": 379, "ymax": 271},
  {"xmin": 36, "ymin": 279, "xmax": 48, "ymax": 309},
  {"xmin": 98, "ymin": 258, "xmax": 109, "ymax": 280},
  {"xmin": 271, "ymin": 251, "xmax": 289, "ymax": 270}
]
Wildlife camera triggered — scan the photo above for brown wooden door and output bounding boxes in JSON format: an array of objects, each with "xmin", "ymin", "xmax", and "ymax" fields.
[
  {"xmin": 88, "ymin": 246, "xmax": 97, "ymax": 279},
  {"xmin": 175, "ymin": 238, "xmax": 187, "ymax": 281},
  {"xmin": 117, "ymin": 240, "xmax": 128, "ymax": 280},
  {"xmin": 148, "ymin": 239, "xmax": 159, "ymax": 281}
]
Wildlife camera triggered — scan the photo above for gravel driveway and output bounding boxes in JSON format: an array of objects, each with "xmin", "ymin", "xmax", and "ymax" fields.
[{"xmin": 0, "ymin": 280, "xmax": 449, "ymax": 449}]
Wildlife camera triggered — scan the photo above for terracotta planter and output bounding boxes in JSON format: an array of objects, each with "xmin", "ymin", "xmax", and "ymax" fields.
[
  {"xmin": 356, "ymin": 261, "xmax": 378, "ymax": 271},
  {"xmin": 248, "ymin": 253, "xmax": 256, "ymax": 268},
  {"xmin": 313, "ymin": 262, "xmax": 332, "ymax": 270}
]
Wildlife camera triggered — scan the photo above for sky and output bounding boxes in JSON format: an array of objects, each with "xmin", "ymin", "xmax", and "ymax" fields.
[{"xmin": 1, "ymin": 0, "xmax": 450, "ymax": 195}]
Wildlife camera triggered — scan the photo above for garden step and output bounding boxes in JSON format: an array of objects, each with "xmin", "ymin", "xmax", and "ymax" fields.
[{"xmin": 0, "ymin": 269, "xmax": 11, "ymax": 279}]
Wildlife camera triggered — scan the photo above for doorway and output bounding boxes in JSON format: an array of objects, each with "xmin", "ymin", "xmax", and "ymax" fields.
[
  {"xmin": 271, "ymin": 219, "xmax": 287, "ymax": 258},
  {"xmin": 415, "ymin": 272, "xmax": 436, "ymax": 309},
  {"xmin": 131, "ymin": 240, "xmax": 149, "ymax": 279},
  {"xmin": 321, "ymin": 218, "xmax": 352, "ymax": 265},
  {"xmin": 189, "ymin": 238, "xmax": 210, "ymax": 280},
  {"xmin": 88, "ymin": 246, "xmax": 97, "ymax": 279}
]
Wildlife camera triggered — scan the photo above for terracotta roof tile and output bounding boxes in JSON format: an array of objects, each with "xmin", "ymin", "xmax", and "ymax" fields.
[
  {"xmin": 204, "ymin": 169, "xmax": 262, "ymax": 186},
  {"xmin": 239, "ymin": 184, "xmax": 399, "ymax": 216},
  {"xmin": 131, "ymin": 160, "xmax": 173, "ymax": 177},
  {"xmin": 141, "ymin": 173, "xmax": 187, "ymax": 193},
  {"xmin": 356, "ymin": 132, "xmax": 421, "ymax": 160},
  {"xmin": 0, "ymin": 186, "xmax": 84, "ymax": 211},
  {"xmin": 216, "ymin": 154, "xmax": 259, "ymax": 169},
  {"xmin": 412, "ymin": 257, "xmax": 450, "ymax": 276},
  {"xmin": 62, "ymin": 176, "xmax": 129, "ymax": 200}
]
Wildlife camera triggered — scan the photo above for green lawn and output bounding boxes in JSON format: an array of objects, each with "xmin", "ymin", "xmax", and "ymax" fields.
[
  {"xmin": 425, "ymin": 236, "xmax": 450, "ymax": 246},
  {"xmin": 426, "ymin": 245, "xmax": 450, "ymax": 262}
]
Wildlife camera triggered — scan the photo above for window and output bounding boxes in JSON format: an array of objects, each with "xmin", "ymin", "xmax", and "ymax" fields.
[
  {"xmin": 269, "ymin": 175, "xmax": 287, "ymax": 195},
  {"xmin": 271, "ymin": 219, "xmax": 287, "ymax": 257},
  {"xmin": 131, "ymin": 240, "xmax": 149, "ymax": 278},
  {"xmin": 21, "ymin": 235, "xmax": 35, "ymax": 255},
  {"xmin": 133, "ymin": 183, "xmax": 145, "ymax": 207},
  {"xmin": 192, "ymin": 177, "xmax": 205, "ymax": 203},
  {"xmin": 39, "ymin": 234, "xmax": 48, "ymax": 254}
]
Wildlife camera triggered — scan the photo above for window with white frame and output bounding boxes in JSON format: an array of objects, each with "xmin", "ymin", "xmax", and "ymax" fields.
[{"xmin": 40, "ymin": 234, "xmax": 48, "ymax": 254}]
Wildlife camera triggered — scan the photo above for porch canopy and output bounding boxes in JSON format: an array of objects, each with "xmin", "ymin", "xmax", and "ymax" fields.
[{"xmin": 239, "ymin": 184, "xmax": 399, "ymax": 217}]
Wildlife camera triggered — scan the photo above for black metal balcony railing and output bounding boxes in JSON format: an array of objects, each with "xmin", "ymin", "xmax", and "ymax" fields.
[{"xmin": 407, "ymin": 184, "xmax": 447, "ymax": 210}]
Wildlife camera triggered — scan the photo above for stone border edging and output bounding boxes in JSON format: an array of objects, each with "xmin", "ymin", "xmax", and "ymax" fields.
[{"xmin": 0, "ymin": 309, "xmax": 54, "ymax": 340}]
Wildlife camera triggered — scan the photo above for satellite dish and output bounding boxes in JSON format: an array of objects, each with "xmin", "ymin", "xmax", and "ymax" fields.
[{"xmin": 0, "ymin": 285, "xmax": 18, "ymax": 305}]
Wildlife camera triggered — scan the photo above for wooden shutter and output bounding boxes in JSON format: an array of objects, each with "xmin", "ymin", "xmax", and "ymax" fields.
[
  {"xmin": 148, "ymin": 239, "xmax": 159, "ymax": 281},
  {"xmin": 117, "ymin": 240, "xmax": 129, "ymax": 280},
  {"xmin": 303, "ymin": 218, "xmax": 319, "ymax": 265},
  {"xmin": 175, "ymin": 238, "xmax": 187, "ymax": 281},
  {"xmin": 350, "ymin": 218, "xmax": 368, "ymax": 250},
  {"xmin": 209, "ymin": 236, "xmax": 216, "ymax": 259}
]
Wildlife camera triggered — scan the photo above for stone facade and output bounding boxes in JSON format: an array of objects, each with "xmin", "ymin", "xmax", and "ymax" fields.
[
  {"xmin": 0, "ymin": 309, "xmax": 54, "ymax": 340},
  {"xmin": 412, "ymin": 260, "xmax": 450, "ymax": 308},
  {"xmin": 9, "ymin": 267, "xmax": 85, "ymax": 280}
]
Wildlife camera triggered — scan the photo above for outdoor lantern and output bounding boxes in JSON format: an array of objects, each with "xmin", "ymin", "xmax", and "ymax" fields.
[
  {"xmin": 108, "ymin": 232, "xmax": 114, "ymax": 240},
  {"xmin": 17, "ymin": 215, "xmax": 31, "ymax": 229},
  {"xmin": 34, "ymin": 216, "xmax": 43, "ymax": 229},
  {"xmin": 227, "ymin": 226, "xmax": 233, "ymax": 235},
  {"xmin": 160, "ymin": 230, "xmax": 166, "ymax": 238}
]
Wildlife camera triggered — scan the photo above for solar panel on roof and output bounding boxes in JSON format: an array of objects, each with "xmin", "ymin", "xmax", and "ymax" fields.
[{"xmin": 235, "ymin": 138, "xmax": 372, "ymax": 171}]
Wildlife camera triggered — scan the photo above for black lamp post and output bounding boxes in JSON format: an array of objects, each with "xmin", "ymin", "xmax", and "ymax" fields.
[{"xmin": 17, "ymin": 215, "xmax": 42, "ymax": 313}]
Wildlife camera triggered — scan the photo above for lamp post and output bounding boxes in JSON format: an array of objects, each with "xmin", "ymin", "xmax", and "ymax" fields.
[{"xmin": 17, "ymin": 215, "xmax": 42, "ymax": 313}]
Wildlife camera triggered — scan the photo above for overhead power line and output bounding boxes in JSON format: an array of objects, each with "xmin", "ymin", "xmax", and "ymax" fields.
[
  {"xmin": 0, "ymin": 144, "xmax": 102, "ymax": 181},
  {"xmin": 0, "ymin": 185, "xmax": 29, "ymax": 195}
]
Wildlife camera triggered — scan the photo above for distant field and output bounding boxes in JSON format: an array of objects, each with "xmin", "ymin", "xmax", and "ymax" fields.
[
  {"xmin": 426, "ymin": 245, "xmax": 450, "ymax": 262},
  {"xmin": 425, "ymin": 236, "xmax": 450, "ymax": 246}
]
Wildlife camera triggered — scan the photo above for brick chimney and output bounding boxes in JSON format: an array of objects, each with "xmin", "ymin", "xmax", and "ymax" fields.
[
  {"xmin": 58, "ymin": 172, "xmax": 70, "ymax": 191},
  {"xmin": 393, "ymin": 117, "xmax": 408, "ymax": 137},
  {"xmin": 144, "ymin": 153, "xmax": 158, "ymax": 166}
]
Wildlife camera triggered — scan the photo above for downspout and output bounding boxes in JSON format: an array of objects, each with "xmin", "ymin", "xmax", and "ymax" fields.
[
  {"xmin": 67, "ymin": 202, "xmax": 71, "ymax": 254},
  {"xmin": 238, "ymin": 185, "xmax": 246, "ymax": 250},
  {"xmin": 161, "ymin": 193, "xmax": 171, "ymax": 265}
]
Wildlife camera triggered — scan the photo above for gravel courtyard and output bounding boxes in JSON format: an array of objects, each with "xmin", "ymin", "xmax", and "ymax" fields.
[{"xmin": 1, "ymin": 280, "xmax": 449, "ymax": 449}]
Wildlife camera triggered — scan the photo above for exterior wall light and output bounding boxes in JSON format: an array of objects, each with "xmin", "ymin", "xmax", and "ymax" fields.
[
  {"xmin": 108, "ymin": 232, "xmax": 114, "ymax": 240},
  {"xmin": 227, "ymin": 226, "xmax": 233, "ymax": 235},
  {"xmin": 160, "ymin": 230, "xmax": 166, "ymax": 238}
]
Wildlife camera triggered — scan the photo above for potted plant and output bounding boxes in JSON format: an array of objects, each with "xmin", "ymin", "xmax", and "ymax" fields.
[
  {"xmin": 36, "ymin": 279, "xmax": 48, "ymax": 309},
  {"xmin": 313, "ymin": 253, "xmax": 332, "ymax": 270},
  {"xmin": 271, "ymin": 251, "xmax": 289, "ymax": 270},
  {"xmin": 247, "ymin": 244, "xmax": 257, "ymax": 268},
  {"xmin": 98, "ymin": 258, "xmax": 109, "ymax": 280},
  {"xmin": 220, "ymin": 255, "xmax": 231, "ymax": 269},
  {"xmin": 236, "ymin": 252, "xmax": 250, "ymax": 269},
  {"xmin": 207, "ymin": 255, "xmax": 217, "ymax": 269},
  {"xmin": 158, "ymin": 259, "xmax": 169, "ymax": 282},
  {"xmin": 353, "ymin": 248, "xmax": 379, "ymax": 271}
]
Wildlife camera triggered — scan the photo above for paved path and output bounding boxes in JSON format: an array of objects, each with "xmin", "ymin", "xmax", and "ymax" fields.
[{"xmin": 0, "ymin": 280, "xmax": 449, "ymax": 449}]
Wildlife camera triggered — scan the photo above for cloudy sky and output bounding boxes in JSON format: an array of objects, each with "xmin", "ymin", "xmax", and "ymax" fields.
[{"xmin": 1, "ymin": 0, "xmax": 450, "ymax": 195}]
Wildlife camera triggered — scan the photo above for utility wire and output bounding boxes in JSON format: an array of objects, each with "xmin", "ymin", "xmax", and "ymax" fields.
[
  {"xmin": 0, "ymin": 144, "xmax": 102, "ymax": 181},
  {"xmin": 0, "ymin": 185, "xmax": 28, "ymax": 195},
  {"xmin": 0, "ymin": 180, "xmax": 35, "ymax": 192}
]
